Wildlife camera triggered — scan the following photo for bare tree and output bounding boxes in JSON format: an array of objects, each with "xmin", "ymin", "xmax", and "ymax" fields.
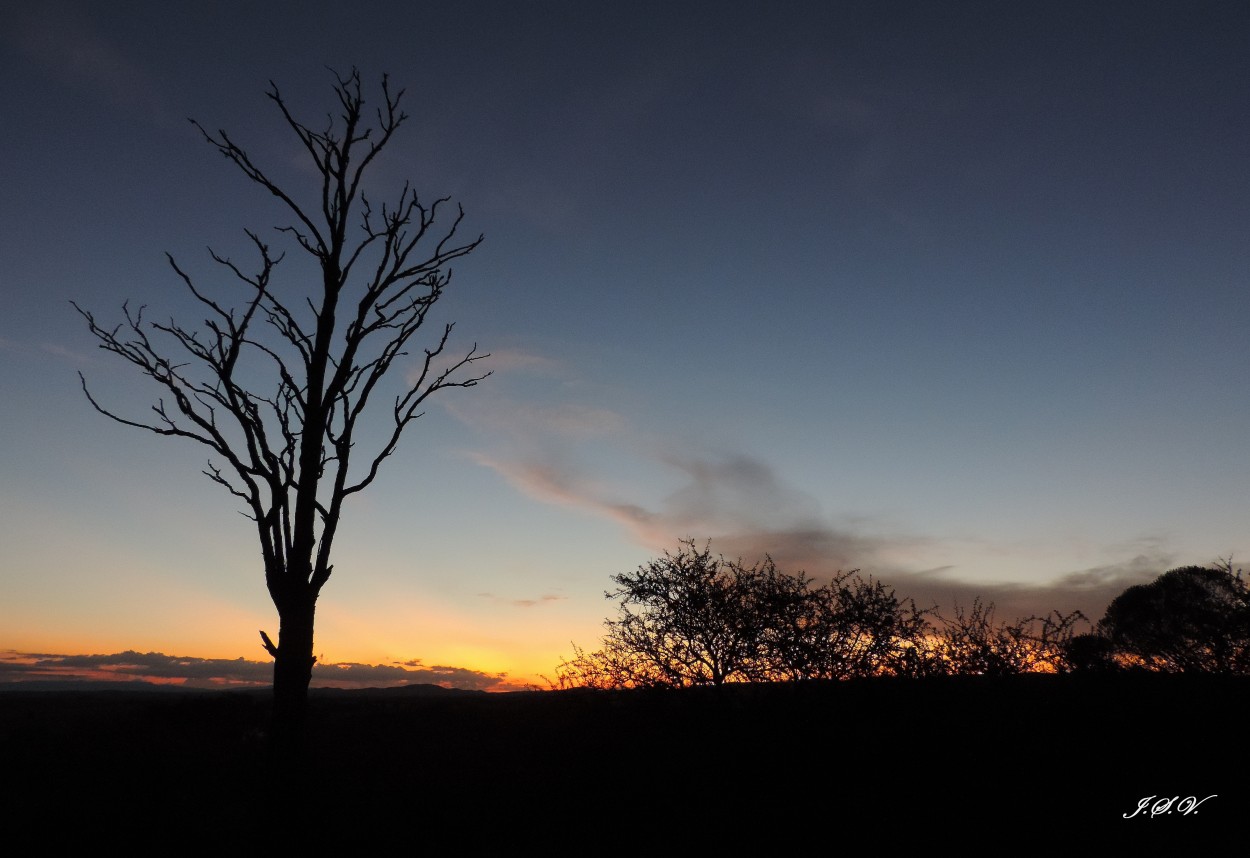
[{"xmin": 73, "ymin": 69, "xmax": 489, "ymax": 743}]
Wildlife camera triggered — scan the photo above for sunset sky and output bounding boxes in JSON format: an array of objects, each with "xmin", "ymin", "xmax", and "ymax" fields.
[{"xmin": 2, "ymin": 1, "xmax": 1248, "ymax": 690}]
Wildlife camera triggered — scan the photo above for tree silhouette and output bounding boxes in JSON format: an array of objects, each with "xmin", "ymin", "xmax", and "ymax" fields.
[
  {"xmin": 1096, "ymin": 562, "xmax": 1250, "ymax": 673},
  {"xmin": 73, "ymin": 69, "xmax": 489, "ymax": 744},
  {"xmin": 550, "ymin": 540, "xmax": 939, "ymax": 688}
]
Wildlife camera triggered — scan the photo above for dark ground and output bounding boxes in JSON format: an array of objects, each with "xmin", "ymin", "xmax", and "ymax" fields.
[{"xmin": 2, "ymin": 673, "xmax": 1242, "ymax": 848}]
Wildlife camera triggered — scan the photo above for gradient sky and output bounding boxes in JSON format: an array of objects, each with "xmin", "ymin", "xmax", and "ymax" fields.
[{"xmin": 2, "ymin": 0, "xmax": 1248, "ymax": 689}]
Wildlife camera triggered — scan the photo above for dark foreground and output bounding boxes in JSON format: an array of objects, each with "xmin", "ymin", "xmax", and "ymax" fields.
[{"xmin": 2, "ymin": 673, "xmax": 1242, "ymax": 847}]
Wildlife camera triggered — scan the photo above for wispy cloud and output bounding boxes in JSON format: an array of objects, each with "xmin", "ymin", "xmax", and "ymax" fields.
[
  {"xmin": 469, "ymin": 438, "xmax": 1170, "ymax": 622},
  {"xmin": 445, "ymin": 351, "xmax": 630, "ymax": 455},
  {"xmin": 452, "ymin": 346, "xmax": 1173, "ymax": 624},
  {"xmin": 470, "ymin": 447, "xmax": 886, "ymax": 566},
  {"xmin": 468, "ymin": 453, "xmax": 653, "ymax": 529}
]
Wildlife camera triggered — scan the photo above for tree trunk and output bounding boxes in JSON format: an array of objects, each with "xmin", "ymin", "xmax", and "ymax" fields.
[{"xmin": 270, "ymin": 593, "xmax": 317, "ymax": 754}]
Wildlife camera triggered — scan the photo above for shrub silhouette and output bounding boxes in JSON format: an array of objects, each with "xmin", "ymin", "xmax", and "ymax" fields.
[
  {"xmin": 552, "ymin": 541, "xmax": 1106, "ymax": 687},
  {"xmin": 552, "ymin": 544, "xmax": 1250, "ymax": 686},
  {"xmin": 932, "ymin": 600, "xmax": 1089, "ymax": 676}
]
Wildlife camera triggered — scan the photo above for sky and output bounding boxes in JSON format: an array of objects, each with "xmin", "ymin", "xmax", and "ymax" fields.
[{"xmin": 2, "ymin": 0, "xmax": 1248, "ymax": 690}]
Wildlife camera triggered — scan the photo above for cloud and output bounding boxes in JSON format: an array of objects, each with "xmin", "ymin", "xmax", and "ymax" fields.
[
  {"xmin": 469, "ymin": 453, "xmax": 654, "ymax": 528},
  {"xmin": 313, "ymin": 659, "xmax": 520, "ymax": 691},
  {"xmin": 443, "ymin": 347, "xmax": 632, "ymax": 452},
  {"xmin": 656, "ymin": 454, "xmax": 823, "ymax": 536},
  {"xmin": 7, "ymin": 1, "xmax": 166, "ymax": 118},
  {"xmin": 470, "ymin": 439, "xmax": 1176, "ymax": 623},
  {"xmin": 0, "ymin": 650, "xmax": 525, "ymax": 691},
  {"xmin": 812, "ymin": 544, "xmax": 1175, "ymax": 628},
  {"xmin": 453, "ymin": 348, "xmax": 1179, "ymax": 625},
  {"xmin": 1050, "ymin": 549, "xmax": 1174, "ymax": 590},
  {"xmin": 471, "ymin": 447, "xmax": 883, "ymax": 565},
  {"xmin": 0, "ymin": 650, "xmax": 270, "ymax": 687}
]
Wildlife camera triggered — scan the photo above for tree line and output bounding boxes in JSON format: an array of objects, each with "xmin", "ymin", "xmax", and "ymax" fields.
[{"xmin": 548, "ymin": 540, "xmax": 1250, "ymax": 689}]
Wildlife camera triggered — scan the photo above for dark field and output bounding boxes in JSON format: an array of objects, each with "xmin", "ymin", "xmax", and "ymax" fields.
[{"xmin": 2, "ymin": 674, "xmax": 1241, "ymax": 847}]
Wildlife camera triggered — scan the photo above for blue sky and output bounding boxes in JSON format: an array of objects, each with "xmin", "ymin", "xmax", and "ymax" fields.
[{"xmin": 2, "ymin": 0, "xmax": 1248, "ymax": 687}]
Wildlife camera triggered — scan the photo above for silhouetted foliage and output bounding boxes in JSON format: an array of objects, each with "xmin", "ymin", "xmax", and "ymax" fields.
[
  {"xmin": 550, "ymin": 541, "xmax": 1120, "ymax": 687},
  {"xmin": 1027, "ymin": 609, "xmax": 1093, "ymax": 673},
  {"xmin": 933, "ymin": 600, "xmax": 1089, "ymax": 676},
  {"xmin": 74, "ymin": 69, "xmax": 488, "ymax": 744},
  {"xmin": 762, "ymin": 570, "xmax": 937, "ymax": 680},
  {"xmin": 1095, "ymin": 561, "xmax": 1250, "ymax": 673},
  {"xmin": 598, "ymin": 540, "xmax": 769, "ymax": 687},
  {"xmin": 932, "ymin": 599, "xmax": 1032, "ymax": 677},
  {"xmin": 553, "ymin": 544, "xmax": 1250, "ymax": 687},
  {"xmin": 550, "ymin": 540, "xmax": 938, "ymax": 688},
  {"xmin": 1064, "ymin": 632, "xmax": 1120, "ymax": 673}
]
